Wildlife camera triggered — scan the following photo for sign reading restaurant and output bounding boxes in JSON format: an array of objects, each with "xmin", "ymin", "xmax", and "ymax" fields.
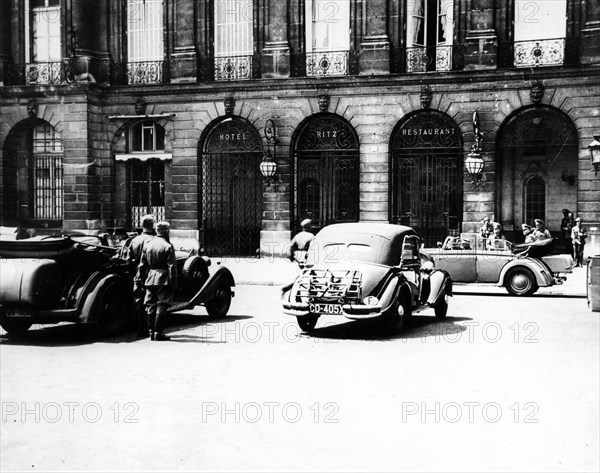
[{"xmin": 401, "ymin": 126, "xmax": 456, "ymax": 136}]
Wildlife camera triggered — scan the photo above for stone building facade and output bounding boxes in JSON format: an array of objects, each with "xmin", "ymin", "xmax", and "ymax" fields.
[{"xmin": 1, "ymin": 0, "xmax": 599, "ymax": 256}]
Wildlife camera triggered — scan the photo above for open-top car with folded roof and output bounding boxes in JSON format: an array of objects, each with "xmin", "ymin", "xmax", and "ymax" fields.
[
  {"xmin": 0, "ymin": 234, "xmax": 235, "ymax": 336},
  {"xmin": 422, "ymin": 234, "xmax": 573, "ymax": 296},
  {"xmin": 281, "ymin": 223, "xmax": 453, "ymax": 332}
]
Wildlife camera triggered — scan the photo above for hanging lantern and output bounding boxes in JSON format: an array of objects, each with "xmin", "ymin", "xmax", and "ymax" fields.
[{"xmin": 588, "ymin": 135, "xmax": 600, "ymax": 176}]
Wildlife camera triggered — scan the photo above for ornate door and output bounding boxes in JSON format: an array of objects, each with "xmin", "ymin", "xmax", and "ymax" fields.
[
  {"xmin": 294, "ymin": 114, "xmax": 359, "ymax": 231},
  {"xmin": 391, "ymin": 111, "xmax": 462, "ymax": 246},
  {"xmin": 200, "ymin": 118, "xmax": 263, "ymax": 257}
]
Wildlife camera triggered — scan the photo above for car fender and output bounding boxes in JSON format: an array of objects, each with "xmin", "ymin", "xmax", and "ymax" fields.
[
  {"xmin": 78, "ymin": 273, "xmax": 130, "ymax": 323},
  {"xmin": 497, "ymin": 258, "xmax": 553, "ymax": 287},
  {"xmin": 186, "ymin": 265, "xmax": 235, "ymax": 308},
  {"xmin": 426, "ymin": 269, "xmax": 452, "ymax": 306},
  {"xmin": 374, "ymin": 275, "xmax": 403, "ymax": 312}
]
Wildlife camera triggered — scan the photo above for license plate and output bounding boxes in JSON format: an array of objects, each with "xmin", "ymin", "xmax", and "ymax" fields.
[
  {"xmin": 4, "ymin": 308, "xmax": 32, "ymax": 318},
  {"xmin": 309, "ymin": 303, "xmax": 343, "ymax": 315}
]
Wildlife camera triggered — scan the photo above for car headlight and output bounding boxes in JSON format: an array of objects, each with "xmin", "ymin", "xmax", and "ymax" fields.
[{"xmin": 363, "ymin": 296, "xmax": 379, "ymax": 306}]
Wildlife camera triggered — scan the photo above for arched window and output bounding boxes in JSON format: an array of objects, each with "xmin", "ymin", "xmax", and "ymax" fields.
[
  {"xmin": 524, "ymin": 176, "xmax": 546, "ymax": 225},
  {"xmin": 514, "ymin": 0, "xmax": 566, "ymax": 67},
  {"xmin": 127, "ymin": 0, "xmax": 165, "ymax": 84},
  {"xmin": 200, "ymin": 117, "xmax": 263, "ymax": 257},
  {"xmin": 30, "ymin": 123, "xmax": 63, "ymax": 220},
  {"xmin": 406, "ymin": 0, "xmax": 454, "ymax": 72},
  {"xmin": 294, "ymin": 114, "xmax": 359, "ymax": 230},
  {"xmin": 305, "ymin": 0, "xmax": 350, "ymax": 76},
  {"xmin": 214, "ymin": 0, "xmax": 254, "ymax": 80}
]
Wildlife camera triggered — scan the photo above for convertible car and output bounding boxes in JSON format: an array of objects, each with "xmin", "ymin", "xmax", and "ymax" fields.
[
  {"xmin": 423, "ymin": 235, "xmax": 573, "ymax": 296},
  {"xmin": 0, "ymin": 234, "xmax": 235, "ymax": 335},
  {"xmin": 281, "ymin": 223, "xmax": 453, "ymax": 332}
]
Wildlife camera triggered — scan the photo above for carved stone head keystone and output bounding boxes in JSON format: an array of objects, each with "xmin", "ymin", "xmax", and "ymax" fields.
[
  {"xmin": 318, "ymin": 94, "xmax": 330, "ymax": 113},
  {"xmin": 224, "ymin": 96, "xmax": 235, "ymax": 115},
  {"xmin": 530, "ymin": 82, "xmax": 545, "ymax": 104},
  {"xmin": 27, "ymin": 99, "xmax": 38, "ymax": 118},
  {"xmin": 134, "ymin": 97, "xmax": 147, "ymax": 115}
]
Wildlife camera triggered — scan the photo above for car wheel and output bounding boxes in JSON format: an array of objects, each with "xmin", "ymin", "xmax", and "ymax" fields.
[
  {"xmin": 505, "ymin": 268, "xmax": 539, "ymax": 296},
  {"xmin": 96, "ymin": 281, "xmax": 132, "ymax": 336},
  {"xmin": 383, "ymin": 291, "xmax": 412, "ymax": 331},
  {"xmin": 434, "ymin": 295, "xmax": 449, "ymax": 318},
  {"xmin": 0, "ymin": 318, "xmax": 33, "ymax": 335},
  {"xmin": 297, "ymin": 314, "xmax": 319, "ymax": 332},
  {"xmin": 205, "ymin": 282, "xmax": 232, "ymax": 318}
]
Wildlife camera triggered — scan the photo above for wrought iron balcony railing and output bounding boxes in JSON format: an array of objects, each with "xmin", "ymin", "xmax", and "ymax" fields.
[
  {"xmin": 405, "ymin": 46, "xmax": 453, "ymax": 73},
  {"xmin": 126, "ymin": 61, "xmax": 169, "ymax": 85},
  {"xmin": 25, "ymin": 62, "xmax": 67, "ymax": 85},
  {"xmin": 306, "ymin": 50, "xmax": 349, "ymax": 77},
  {"xmin": 214, "ymin": 55, "xmax": 253, "ymax": 81},
  {"xmin": 513, "ymin": 38, "xmax": 565, "ymax": 67}
]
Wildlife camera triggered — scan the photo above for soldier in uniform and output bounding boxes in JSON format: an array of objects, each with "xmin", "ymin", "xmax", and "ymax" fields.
[
  {"xmin": 532, "ymin": 219, "xmax": 552, "ymax": 241},
  {"xmin": 128, "ymin": 215, "xmax": 155, "ymax": 337},
  {"xmin": 288, "ymin": 218, "xmax": 315, "ymax": 268},
  {"xmin": 138, "ymin": 221, "xmax": 177, "ymax": 341},
  {"xmin": 571, "ymin": 217, "xmax": 588, "ymax": 267}
]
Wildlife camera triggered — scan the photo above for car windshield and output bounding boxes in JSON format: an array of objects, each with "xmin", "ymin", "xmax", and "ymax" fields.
[{"xmin": 306, "ymin": 233, "xmax": 390, "ymax": 266}]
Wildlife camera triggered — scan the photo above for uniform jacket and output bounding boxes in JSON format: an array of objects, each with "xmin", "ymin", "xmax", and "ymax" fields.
[
  {"xmin": 139, "ymin": 236, "xmax": 177, "ymax": 287},
  {"xmin": 129, "ymin": 232, "xmax": 154, "ymax": 281},
  {"xmin": 289, "ymin": 230, "xmax": 315, "ymax": 263},
  {"xmin": 532, "ymin": 229, "xmax": 552, "ymax": 241},
  {"xmin": 571, "ymin": 224, "xmax": 587, "ymax": 245}
]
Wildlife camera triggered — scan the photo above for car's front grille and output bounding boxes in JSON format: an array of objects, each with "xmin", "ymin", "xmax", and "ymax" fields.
[{"xmin": 296, "ymin": 269, "xmax": 362, "ymax": 302}]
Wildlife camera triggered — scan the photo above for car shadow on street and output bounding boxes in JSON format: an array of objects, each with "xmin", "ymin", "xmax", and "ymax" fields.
[
  {"xmin": 306, "ymin": 315, "xmax": 472, "ymax": 342},
  {"xmin": 0, "ymin": 314, "xmax": 253, "ymax": 347}
]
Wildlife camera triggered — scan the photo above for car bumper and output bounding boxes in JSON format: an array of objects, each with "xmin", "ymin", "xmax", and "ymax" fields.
[{"xmin": 282, "ymin": 301, "xmax": 388, "ymax": 319}]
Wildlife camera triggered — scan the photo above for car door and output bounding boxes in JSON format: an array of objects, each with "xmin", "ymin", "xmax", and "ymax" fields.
[
  {"xmin": 476, "ymin": 248, "xmax": 512, "ymax": 283},
  {"xmin": 429, "ymin": 239, "xmax": 477, "ymax": 282}
]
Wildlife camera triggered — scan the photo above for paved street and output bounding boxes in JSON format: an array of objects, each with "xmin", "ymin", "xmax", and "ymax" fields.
[{"xmin": 1, "ymin": 282, "xmax": 599, "ymax": 472}]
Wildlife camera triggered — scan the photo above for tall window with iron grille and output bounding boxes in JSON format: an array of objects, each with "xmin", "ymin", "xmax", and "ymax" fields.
[{"xmin": 127, "ymin": 0, "xmax": 165, "ymax": 84}]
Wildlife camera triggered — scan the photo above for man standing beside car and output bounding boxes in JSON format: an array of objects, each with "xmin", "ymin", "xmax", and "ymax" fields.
[
  {"xmin": 138, "ymin": 221, "xmax": 177, "ymax": 341},
  {"xmin": 571, "ymin": 217, "xmax": 588, "ymax": 267},
  {"xmin": 129, "ymin": 215, "xmax": 155, "ymax": 338}
]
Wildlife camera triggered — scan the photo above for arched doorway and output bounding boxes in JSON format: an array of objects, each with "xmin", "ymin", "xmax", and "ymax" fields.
[
  {"xmin": 390, "ymin": 110, "xmax": 463, "ymax": 246},
  {"xmin": 1, "ymin": 119, "xmax": 64, "ymax": 235},
  {"xmin": 293, "ymin": 113, "xmax": 359, "ymax": 231},
  {"xmin": 199, "ymin": 117, "xmax": 263, "ymax": 257},
  {"xmin": 497, "ymin": 106, "xmax": 578, "ymax": 241}
]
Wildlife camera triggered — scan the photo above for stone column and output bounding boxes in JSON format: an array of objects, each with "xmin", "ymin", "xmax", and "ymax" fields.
[
  {"xmin": 359, "ymin": 0, "xmax": 390, "ymax": 75},
  {"xmin": 464, "ymin": 0, "xmax": 498, "ymax": 70},
  {"xmin": 262, "ymin": 0, "xmax": 290, "ymax": 78},
  {"xmin": 171, "ymin": 0, "xmax": 197, "ymax": 82},
  {"xmin": 0, "ymin": 0, "xmax": 12, "ymax": 85},
  {"xmin": 70, "ymin": 0, "xmax": 110, "ymax": 83},
  {"xmin": 580, "ymin": 0, "xmax": 600, "ymax": 64}
]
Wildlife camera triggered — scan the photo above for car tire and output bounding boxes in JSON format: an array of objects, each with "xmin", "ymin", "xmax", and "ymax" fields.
[
  {"xmin": 505, "ymin": 267, "xmax": 538, "ymax": 296},
  {"xmin": 0, "ymin": 318, "xmax": 33, "ymax": 335},
  {"xmin": 96, "ymin": 281, "xmax": 132, "ymax": 337},
  {"xmin": 434, "ymin": 295, "xmax": 449, "ymax": 318},
  {"xmin": 205, "ymin": 281, "xmax": 232, "ymax": 318},
  {"xmin": 297, "ymin": 314, "xmax": 319, "ymax": 332},
  {"xmin": 383, "ymin": 290, "xmax": 412, "ymax": 331}
]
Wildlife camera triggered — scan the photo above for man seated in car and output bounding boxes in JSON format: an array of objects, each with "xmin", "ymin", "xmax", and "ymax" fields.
[
  {"xmin": 532, "ymin": 219, "xmax": 552, "ymax": 241},
  {"xmin": 486, "ymin": 222, "xmax": 506, "ymax": 250}
]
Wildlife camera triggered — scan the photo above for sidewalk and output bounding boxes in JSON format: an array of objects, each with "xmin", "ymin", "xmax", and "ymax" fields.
[{"xmin": 212, "ymin": 256, "xmax": 590, "ymax": 298}]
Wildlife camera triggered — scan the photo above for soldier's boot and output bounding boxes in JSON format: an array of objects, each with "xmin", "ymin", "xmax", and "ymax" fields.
[
  {"xmin": 148, "ymin": 311, "xmax": 157, "ymax": 341},
  {"xmin": 154, "ymin": 311, "xmax": 170, "ymax": 341}
]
